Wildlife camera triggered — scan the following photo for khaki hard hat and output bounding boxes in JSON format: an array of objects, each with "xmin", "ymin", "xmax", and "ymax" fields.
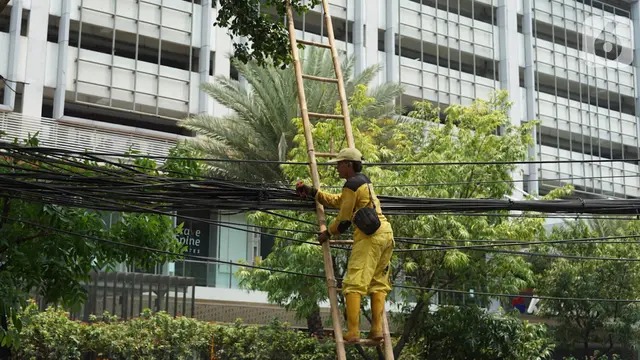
[{"xmin": 327, "ymin": 148, "xmax": 363, "ymax": 163}]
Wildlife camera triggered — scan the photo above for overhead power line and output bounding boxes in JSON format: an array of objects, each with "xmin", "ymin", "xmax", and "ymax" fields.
[
  {"xmin": 1, "ymin": 215, "xmax": 326, "ymax": 279},
  {"xmin": 9, "ymin": 144, "xmax": 640, "ymax": 167},
  {"xmin": 5, "ymin": 144, "xmax": 640, "ymax": 240},
  {"xmin": 397, "ymin": 244, "xmax": 640, "ymax": 262},
  {"xmin": 395, "ymin": 234, "xmax": 640, "ymax": 251},
  {"xmin": 7, "ymin": 215, "xmax": 640, "ymax": 304},
  {"xmin": 398, "ymin": 285, "xmax": 640, "ymax": 304}
]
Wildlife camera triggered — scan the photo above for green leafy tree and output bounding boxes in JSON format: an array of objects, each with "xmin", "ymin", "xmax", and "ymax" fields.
[
  {"xmin": 180, "ymin": 47, "xmax": 403, "ymax": 183},
  {"xmin": 0, "ymin": 137, "xmax": 188, "ymax": 352},
  {"xmin": 403, "ymin": 305, "xmax": 554, "ymax": 360},
  {"xmin": 535, "ymin": 218, "xmax": 640, "ymax": 355},
  {"xmin": 215, "ymin": 0, "xmax": 321, "ymax": 67},
  {"xmin": 238, "ymin": 89, "xmax": 555, "ymax": 358}
]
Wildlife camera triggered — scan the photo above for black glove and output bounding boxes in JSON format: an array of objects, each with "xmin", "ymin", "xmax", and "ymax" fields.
[
  {"xmin": 295, "ymin": 181, "xmax": 316, "ymax": 198},
  {"xmin": 318, "ymin": 230, "xmax": 331, "ymax": 244}
]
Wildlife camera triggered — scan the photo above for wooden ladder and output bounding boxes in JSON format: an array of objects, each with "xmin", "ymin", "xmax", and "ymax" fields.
[{"xmin": 284, "ymin": 1, "xmax": 394, "ymax": 359}]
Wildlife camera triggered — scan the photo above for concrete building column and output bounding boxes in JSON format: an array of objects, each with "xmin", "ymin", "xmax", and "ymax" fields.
[
  {"xmin": 364, "ymin": 0, "xmax": 379, "ymax": 81},
  {"xmin": 523, "ymin": 0, "xmax": 538, "ymax": 195},
  {"xmin": 384, "ymin": 0, "xmax": 398, "ymax": 84},
  {"xmin": 2, "ymin": 0, "xmax": 22, "ymax": 111},
  {"xmin": 631, "ymin": 1, "xmax": 640, "ymax": 161},
  {"xmin": 353, "ymin": 0, "xmax": 365, "ymax": 76},
  {"xmin": 497, "ymin": 0, "xmax": 524, "ymax": 197},
  {"xmin": 53, "ymin": 0, "xmax": 71, "ymax": 119},
  {"xmin": 22, "ymin": 0, "xmax": 51, "ymax": 118},
  {"xmin": 497, "ymin": 0, "xmax": 521, "ymax": 125},
  {"xmin": 199, "ymin": 0, "xmax": 213, "ymax": 115}
]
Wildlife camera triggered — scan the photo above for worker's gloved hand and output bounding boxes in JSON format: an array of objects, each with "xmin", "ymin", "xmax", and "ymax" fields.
[
  {"xmin": 317, "ymin": 230, "xmax": 331, "ymax": 244},
  {"xmin": 295, "ymin": 181, "xmax": 316, "ymax": 198}
]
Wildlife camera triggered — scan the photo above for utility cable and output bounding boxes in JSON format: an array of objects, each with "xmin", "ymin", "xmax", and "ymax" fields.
[
  {"xmin": 397, "ymin": 244, "xmax": 640, "ymax": 262},
  {"xmin": 0, "ymin": 215, "xmax": 326, "ymax": 279},
  {"xmin": 259, "ymin": 209, "xmax": 319, "ymax": 226},
  {"xmin": 395, "ymin": 234, "xmax": 640, "ymax": 251},
  {"xmin": 0, "ymin": 175, "xmax": 343, "ymax": 250},
  {"xmin": 5, "ymin": 168, "xmax": 640, "ymax": 248},
  {"xmin": 397, "ymin": 284, "xmax": 640, "ymax": 303},
  {"xmin": 371, "ymin": 173, "xmax": 639, "ymax": 189},
  {"xmin": 7, "ymin": 146, "xmax": 640, "ymax": 217},
  {"xmin": 6, "ymin": 144, "xmax": 640, "ymax": 168},
  {"xmin": 6, "ymin": 215, "xmax": 640, "ymax": 304}
]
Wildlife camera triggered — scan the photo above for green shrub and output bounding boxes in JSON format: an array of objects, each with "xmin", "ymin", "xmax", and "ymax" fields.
[
  {"xmin": 11, "ymin": 304, "xmax": 84, "ymax": 360},
  {"xmin": 84, "ymin": 309, "xmax": 213, "ymax": 360},
  {"xmin": 210, "ymin": 319, "xmax": 337, "ymax": 360},
  {"xmin": 10, "ymin": 302, "xmax": 345, "ymax": 360},
  {"xmin": 404, "ymin": 305, "xmax": 555, "ymax": 360}
]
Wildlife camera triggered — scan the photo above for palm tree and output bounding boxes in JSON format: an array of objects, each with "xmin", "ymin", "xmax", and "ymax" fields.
[{"xmin": 180, "ymin": 47, "xmax": 404, "ymax": 183}]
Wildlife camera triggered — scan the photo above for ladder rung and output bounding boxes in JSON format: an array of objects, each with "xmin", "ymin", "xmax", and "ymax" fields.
[
  {"xmin": 352, "ymin": 339, "xmax": 383, "ymax": 347},
  {"xmin": 297, "ymin": 39, "xmax": 332, "ymax": 49},
  {"xmin": 302, "ymin": 74, "xmax": 339, "ymax": 83},
  {"xmin": 308, "ymin": 112, "xmax": 344, "ymax": 119},
  {"xmin": 315, "ymin": 152, "xmax": 338, "ymax": 158},
  {"xmin": 329, "ymin": 240, "xmax": 354, "ymax": 245}
]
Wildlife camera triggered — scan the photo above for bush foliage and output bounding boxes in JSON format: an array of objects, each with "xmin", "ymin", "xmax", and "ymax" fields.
[
  {"xmin": 11, "ymin": 302, "xmax": 340, "ymax": 360},
  {"xmin": 10, "ymin": 301, "xmax": 563, "ymax": 360},
  {"xmin": 402, "ymin": 306, "xmax": 555, "ymax": 360}
]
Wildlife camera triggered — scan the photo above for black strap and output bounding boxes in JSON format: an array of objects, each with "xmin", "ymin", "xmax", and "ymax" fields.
[{"xmin": 365, "ymin": 183, "xmax": 376, "ymax": 210}]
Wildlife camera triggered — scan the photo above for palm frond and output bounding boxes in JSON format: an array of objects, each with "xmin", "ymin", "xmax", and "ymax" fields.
[
  {"xmin": 357, "ymin": 82, "xmax": 405, "ymax": 119},
  {"xmin": 181, "ymin": 47, "xmax": 405, "ymax": 183}
]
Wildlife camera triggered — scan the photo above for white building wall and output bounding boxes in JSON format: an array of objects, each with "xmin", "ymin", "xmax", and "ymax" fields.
[
  {"xmin": 1, "ymin": 0, "xmax": 640, "ymax": 296},
  {"xmin": 0, "ymin": 0, "xmax": 636, "ymax": 193}
]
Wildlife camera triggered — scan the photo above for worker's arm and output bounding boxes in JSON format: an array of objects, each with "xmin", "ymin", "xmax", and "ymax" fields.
[
  {"xmin": 325, "ymin": 187, "xmax": 356, "ymax": 235},
  {"xmin": 315, "ymin": 189, "xmax": 342, "ymax": 209}
]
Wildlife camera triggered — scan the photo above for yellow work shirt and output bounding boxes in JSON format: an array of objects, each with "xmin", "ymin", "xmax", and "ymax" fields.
[
  {"xmin": 314, "ymin": 173, "xmax": 388, "ymax": 237},
  {"xmin": 314, "ymin": 173, "xmax": 394, "ymax": 295}
]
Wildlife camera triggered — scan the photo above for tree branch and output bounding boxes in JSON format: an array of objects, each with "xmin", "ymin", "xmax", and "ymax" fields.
[
  {"xmin": 393, "ymin": 297, "xmax": 426, "ymax": 358},
  {"xmin": 603, "ymin": 333, "xmax": 614, "ymax": 356},
  {"xmin": 353, "ymin": 344, "xmax": 372, "ymax": 360},
  {"xmin": 0, "ymin": 231, "xmax": 50, "ymax": 255},
  {"xmin": 0, "ymin": 197, "xmax": 10, "ymax": 231},
  {"xmin": 459, "ymin": 137, "xmax": 489, "ymax": 198}
]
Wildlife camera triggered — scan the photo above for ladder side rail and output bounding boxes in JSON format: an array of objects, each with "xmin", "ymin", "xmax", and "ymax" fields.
[
  {"xmin": 285, "ymin": 3, "xmax": 347, "ymax": 360},
  {"xmin": 383, "ymin": 311, "xmax": 394, "ymax": 358},
  {"xmin": 320, "ymin": 0, "xmax": 354, "ymax": 148},
  {"xmin": 321, "ymin": 4, "xmax": 395, "ymax": 357}
]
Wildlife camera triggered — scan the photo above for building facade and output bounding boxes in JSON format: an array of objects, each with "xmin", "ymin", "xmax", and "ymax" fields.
[{"xmin": 0, "ymin": 0, "xmax": 638, "ymax": 302}]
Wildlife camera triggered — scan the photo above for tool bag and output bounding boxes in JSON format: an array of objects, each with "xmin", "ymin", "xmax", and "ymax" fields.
[{"xmin": 353, "ymin": 183, "xmax": 381, "ymax": 235}]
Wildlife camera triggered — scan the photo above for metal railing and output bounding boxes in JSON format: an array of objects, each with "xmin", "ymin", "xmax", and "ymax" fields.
[
  {"xmin": 66, "ymin": 271, "xmax": 197, "ymax": 321},
  {"xmin": 0, "ymin": 112, "xmax": 178, "ymax": 158}
]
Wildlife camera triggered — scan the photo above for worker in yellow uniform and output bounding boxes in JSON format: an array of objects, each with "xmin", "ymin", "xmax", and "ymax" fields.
[{"xmin": 296, "ymin": 147, "xmax": 394, "ymax": 343}]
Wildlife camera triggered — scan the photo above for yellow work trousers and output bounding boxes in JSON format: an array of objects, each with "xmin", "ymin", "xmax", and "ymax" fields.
[{"xmin": 342, "ymin": 223, "xmax": 394, "ymax": 296}]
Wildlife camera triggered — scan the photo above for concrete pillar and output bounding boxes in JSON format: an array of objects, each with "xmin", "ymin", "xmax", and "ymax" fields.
[
  {"xmin": 353, "ymin": 0, "xmax": 365, "ymax": 76},
  {"xmin": 497, "ymin": 0, "xmax": 521, "ymax": 126},
  {"xmin": 497, "ymin": 0, "xmax": 524, "ymax": 197},
  {"xmin": 199, "ymin": 0, "xmax": 212, "ymax": 115},
  {"xmin": 53, "ymin": 0, "xmax": 71, "ymax": 119},
  {"xmin": 3, "ymin": 0, "xmax": 22, "ymax": 110},
  {"xmin": 22, "ymin": 0, "xmax": 51, "ymax": 118},
  {"xmin": 364, "ymin": 0, "xmax": 379, "ymax": 82},
  {"xmin": 384, "ymin": 0, "xmax": 398, "ymax": 83},
  {"xmin": 631, "ymin": 1, "xmax": 640, "ymax": 161},
  {"xmin": 523, "ymin": 0, "xmax": 538, "ymax": 195}
]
